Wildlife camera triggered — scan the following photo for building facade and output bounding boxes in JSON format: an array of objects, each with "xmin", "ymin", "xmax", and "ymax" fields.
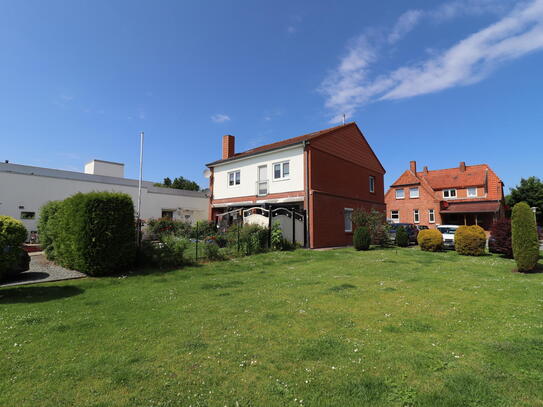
[
  {"xmin": 207, "ymin": 122, "xmax": 386, "ymax": 248},
  {"xmin": 0, "ymin": 160, "xmax": 208, "ymax": 237},
  {"xmin": 385, "ymin": 161, "xmax": 505, "ymax": 230}
]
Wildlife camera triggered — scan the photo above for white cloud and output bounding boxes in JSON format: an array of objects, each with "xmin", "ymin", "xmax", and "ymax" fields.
[
  {"xmin": 321, "ymin": 0, "xmax": 543, "ymax": 122},
  {"xmin": 388, "ymin": 10, "xmax": 424, "ymax": 44},
  {"xmin": 211, "ymin": 113, "xmax": 231, "ymax": 123}
]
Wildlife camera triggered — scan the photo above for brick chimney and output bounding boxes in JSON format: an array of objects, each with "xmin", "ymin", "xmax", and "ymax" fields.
[
  {"xmin": 423, "ymin": 165, "xmax": 429, "ymax": 174},
  {"xmin": 410, "ymin": 160, "xmax": 417, "ymax": 173},
  {"xmin": 222, "ymin": 135, "xmax": 235, "ymax": 159},
  {"xmin": 459, "ymin": 161, "xmax": 466, "ymax": 172}
]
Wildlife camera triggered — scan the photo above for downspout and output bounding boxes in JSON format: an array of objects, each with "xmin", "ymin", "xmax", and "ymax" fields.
[{"xmin": 304, "ymin": 140, "xmax": 310, "ymax": 248}]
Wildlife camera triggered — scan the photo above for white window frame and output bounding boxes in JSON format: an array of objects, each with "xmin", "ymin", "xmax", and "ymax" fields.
[
  {"xmin": 413, "ymin": 209, "xmax": 420, "ymax": 224},
  {"xmin": 228, "ymin": 170, "xmax": 241, "ymax": 187},
  {"xmin": 272, "ymin": 160, "xmax": 290, "ymax": 181},
  {"xmin": 369, "ymin": 176, "xmax": 375, "ymax": 193},
  {"xmin": 344, "ymin": 208, "xmax": 353, "ymax": 232},
  {"xmin": 467, "ymin": 187, "xmax": 477, "ymax": 197},
  {"xmin": 428, "ymin": 209, "xmax": 435, "ymax": 223},
  {"xmin": 409, "ymin": 187, "xmax": 419, "ymax": 198},
  {"xmin": 395, "ymin": 189, "xmax": 405, "ymax": 200},
  {"xmin": 443, "ymin": 189, "xmax": 457, "ymax": 199},
  {"xmin": 390, "ymin": 210, "xmax": 400, "ymax": 223}
]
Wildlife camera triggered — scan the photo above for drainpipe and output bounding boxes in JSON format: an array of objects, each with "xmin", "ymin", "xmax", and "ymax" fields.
[{"xmin": 304, "ymin": 140, "xmax": 310, "ymax": 248}]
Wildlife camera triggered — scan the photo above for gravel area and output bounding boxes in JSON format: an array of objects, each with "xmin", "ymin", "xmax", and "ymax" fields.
[{"xmin": 1, "ymin": 253, "xmax": 86, "ymax": 287}]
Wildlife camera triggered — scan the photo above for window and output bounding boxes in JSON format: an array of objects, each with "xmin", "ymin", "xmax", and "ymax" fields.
[
  {"xmin": 467, "ymin": 187, "xmax": 477, "ymax": 197},
  {"xmin": 390, "ymin": 210, "xmax": 399, "ymax": 223},
  {"xmin": 413, "ymin": 209, "xmax": 420, "ymax": 223},
  {"xmin": 161, "ymin": 210, "xmax": 174, "ymax": 220},
  {"xmin": 395, "ymin": 189, "xmax": 405, "ymax": 199},
  {"xmin": 228, "ymin": 170, "xmax": 241, "ymax": 186},
  {"xmin": 443, "ymin": 189, "xmax": 457, "ymax": 199},
  {"xmin": 409, "ymin": 187, "xmax": 419, "ymax": 198},
  {"xmin": 369, "ymin": 176, "xmax": 375, "ymax": 193},
  {"xmin": 20, "ymin": 211, "xmax": 35, "ymax": 220},
  {"xmin": 344, "ymin": 208, "xmax": 353, "ymax": 232},
  {"xmin": 428, "ymin": 209, "xmax": 435, "ymax": 223},
  {"xmin": 273, "ymin": 161, "xmax": 290, "ymax": 180}
]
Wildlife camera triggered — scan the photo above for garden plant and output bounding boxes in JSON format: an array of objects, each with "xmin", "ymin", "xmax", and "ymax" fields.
[
  {"xmin": 454, "ymin": 225, "xmax": 486, "ymax": 256},
  {"xmin": 511, "ymin": 202, "xmax": 540, "ymax": 272}
]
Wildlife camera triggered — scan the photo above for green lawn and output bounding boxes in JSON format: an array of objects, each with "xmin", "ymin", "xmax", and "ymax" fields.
[{"xmin": 1, "ymin": 248, "xmax": 542, "ymax": 407}]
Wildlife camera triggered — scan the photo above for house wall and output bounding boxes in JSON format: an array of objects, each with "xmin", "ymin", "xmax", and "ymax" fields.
[
  {"xmin": 212, "ymin": 145, "xmax": 304, "ymax": 200},
  {"xmin": 385, "ymin": 185, "xmax": 441, "ymax": 227},
  {"xmin": 0, "ymin": 171, "xmax": 208, "ymax": 233}
]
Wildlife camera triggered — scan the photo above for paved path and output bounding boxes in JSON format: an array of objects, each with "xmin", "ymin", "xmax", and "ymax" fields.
[{"xmin": 0, "ymin": 253, "xmax": 86, "ymax": 287}]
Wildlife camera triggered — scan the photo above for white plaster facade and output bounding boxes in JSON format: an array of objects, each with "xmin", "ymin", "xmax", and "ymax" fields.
[
  {"xmin": 0, "ymin": 162, "xmax": 208, "ymax": 235},
  {"xmin": 212, "ymin": 145, "xmax": 304, "ymax": 200}
]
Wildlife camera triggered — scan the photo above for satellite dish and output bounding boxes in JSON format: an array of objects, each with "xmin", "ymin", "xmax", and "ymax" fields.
[{"xmin": 203, "ymin": 168, "xmax": 212, "ymax": 178}]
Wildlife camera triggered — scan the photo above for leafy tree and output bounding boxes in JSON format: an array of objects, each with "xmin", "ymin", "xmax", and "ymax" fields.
[
  {"xmin": 352, "ymin": 208, "xmax": 389, "ymax": 246},
  {"xmin": 163, "ymin": 177, "xmax": 172, "ymax": 187},
  {"xmin": 507, "ymin": 177, "xmax": 543, "ymax": 225},
  {"xmin": 511, "ymin": 202, "xmax": 540, "ymax": 272},
  {"xmin": 488, "ymin": 218, "xmax": 513, "ymax": 258},
  {"xmin": 155, "ymin": 176, "xmax": 200, "ymax": 191}
]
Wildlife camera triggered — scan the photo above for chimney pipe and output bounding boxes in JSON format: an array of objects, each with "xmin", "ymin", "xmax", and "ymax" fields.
[
  {"xmin": 222, "ymin": 135, "xmax": 235, "ymax": 159},
  {"xmin": 459, "ymin": 161, "xmax": 466, "ymax": 172},
  {"xmin": 410, "ymin": 160, "xmax": 417, "ymax": 173},
  {"xmin": 423, "ymin": 165, "xmax": 428, "ymax": 174}
]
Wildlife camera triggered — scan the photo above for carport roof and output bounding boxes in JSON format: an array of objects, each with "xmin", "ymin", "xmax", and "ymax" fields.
[{"xmin": 440, "ymin": 201, "xmax": 501, "ymax": 213}]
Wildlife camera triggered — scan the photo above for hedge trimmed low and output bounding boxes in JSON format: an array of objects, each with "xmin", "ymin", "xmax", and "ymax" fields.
[
  {"xmin": 455, "ymin": 225, "xmax": 486, "ymax": 256},
  {"xmin": 0, "ymin": 215, "xmax": 30, "ymax": 281},
  {"xmin": 511, "ymin": 202, "xmax": 540, "ymax": 272},
  {"xmin": 42, "ymin": 192, "xmax": 136, "ymax": 276},
  {"xmin": 417, "ymin": 229, "xmax": 443, "ymax": 252}
]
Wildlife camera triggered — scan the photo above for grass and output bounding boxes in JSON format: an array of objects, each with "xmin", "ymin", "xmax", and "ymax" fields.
[{"xmin": 1, "ymin": 247, "xmax": 542, "ymax": 406}]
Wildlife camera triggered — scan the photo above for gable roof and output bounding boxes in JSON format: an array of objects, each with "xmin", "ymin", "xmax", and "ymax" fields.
[
  {"xmin": 417, "ymin": 164, "xmax": 491, "ymax": 190},
  {"xmin": 391, "ymin": 170, "xmax": 421, "ymax": 186},
  {"xmin": 207, "ymin": 122, "xmax": 361, "ymax": 167}
]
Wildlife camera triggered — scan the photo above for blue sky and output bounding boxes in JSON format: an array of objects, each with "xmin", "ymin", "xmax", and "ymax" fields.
[{"xmin": 1, "ymin": 0, "xmax": 542, "ymax": 193}]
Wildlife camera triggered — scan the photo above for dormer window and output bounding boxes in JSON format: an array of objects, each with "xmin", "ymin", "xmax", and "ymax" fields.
[{"xmin": 443, "ymin": 189, "xmax": 457, "ymax": 199}]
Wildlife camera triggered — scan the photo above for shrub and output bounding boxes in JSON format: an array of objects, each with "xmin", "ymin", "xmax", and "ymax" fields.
[
  {"xmin": 37, "ymin": 200, "xmax": 62, "ymax": 259},
  {"xmin": 353, "ymin": 208, "xmax": 390, "ymax": 246},
  {"xmin": 489, "ymin": 218, "xmax": 512, "ymax": 258},
  {"xmin": 511, "ymin": 202, "xmax": 540, "ymax": 272},
  {"xmin": 0, "ymin": 215, "xmax": 30, "ymax": 281},
  {"xmin": 192, "ymin": 220, "xmax": 217, "ymax": 240},
  {"xmin": 271, "ymin": 222, "xmax": 283, "ymax": 251},
  {"xmin": 226, "ymin": 223, "xmax": 268, "ymax": 255},
  {"xmin": 52, "ymin": 192, "xmax": 136, "ymax": 276},
  {"xmin": 455, "ymin": 225, "xmax": 487, "ymax": 256},
  {"xmin": 353, "ymin": 226, "xmax": 371, "ymax": 251},
  {"xmin": 146, "ymin": 218, "xmax": 192, "ymax": 239},
  {"xmin": 204, "ymin": 241, "xmax": 224, "ymax": 261},
  {"xmin": 417, "ymin": 229, "xmax": 443, "ymax": 252},
  {"xmin": 395, "ymin": 226, "xmax": 409, "ymax": 247}
]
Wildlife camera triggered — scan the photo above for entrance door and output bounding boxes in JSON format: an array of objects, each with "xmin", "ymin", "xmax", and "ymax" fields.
[{"xmin": 257, "ymin": 165, "xmax": 268, "ymax": 196}]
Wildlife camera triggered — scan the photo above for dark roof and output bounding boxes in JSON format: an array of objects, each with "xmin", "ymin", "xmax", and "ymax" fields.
[
  {"xmin": 440, "ymin": 201, "xmax": 501, "ymax": 213},
  {"xmin": 206, "ymin": 123, "xmax": 353, "ymax": 166}
]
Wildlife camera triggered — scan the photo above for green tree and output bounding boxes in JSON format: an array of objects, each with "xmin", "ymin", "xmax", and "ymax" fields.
[
  {"xmin": 163, "ymin": 177, "xmax": 172, "ymax": 187},
  {"xmin": 155, "ymin": 176, "xmax": 200, "ymax": 191},
  {"xmin": 511, "ymin": 202, "xmax": 540, "ymax": 272},
  {"xmin": 395, "ymin": 226, "xmax": 409, "ymax": 247},
  {"xmin": 507, "ymin": 177, "xmax": 543, "ymax": 225},
  {"xmin": 353, "ymin": 226, "xmax": 371, "ymax": 251}
]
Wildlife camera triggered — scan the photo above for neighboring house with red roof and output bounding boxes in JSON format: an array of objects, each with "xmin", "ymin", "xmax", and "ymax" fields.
[
  {"xmin": 385, "ymin": 161, "xmax": 505, "ymax": 230},
  {"xmin": 206, "ymin": 122, "xmax": 385, "ymax": 248}
]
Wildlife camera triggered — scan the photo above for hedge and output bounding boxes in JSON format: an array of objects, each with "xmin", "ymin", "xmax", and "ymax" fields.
[
  {"xmin": 455, "ymin": 225, "xmax": 486, "ymax": 256},
  {"xmin": 0, "ymin": 215, "xmax": 30, "ymax": 281},
  {"xmin": 38, "ymin": 200, "xmax": 62, "ymax": 259},
  {"xmin": 353, "ymin": 226, "xmax": 371, "ymax": 251},
  {"xmin": 45, "ymin": 192, "xmax": 136, "ymax": 276},
  {"xmin": 511, "ymin": 202, "xmax": 540, "ymax": 272},
  {"xmin": 417, "ymin": 229, "xmax": 443, "ymax": 252}
]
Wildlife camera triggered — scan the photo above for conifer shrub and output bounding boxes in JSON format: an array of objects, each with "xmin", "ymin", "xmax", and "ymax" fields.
[
  {"xmin": 417, "ymin": 229, "xmax": 443, "ymax": 252},
  {"xmin": 455, "ymin": 225, "xmax": 487, "ymax": 256},
  {"xmin": 353, "ymin": 226, "xmax": 371, "ymax": 251},
  {"xmin": 0, "ymin": 215, "xmax": 30, "ymax": 281},
  {"xmin": 511, "ymin": 202, "xmax": 540, "ymax": 272},
  {"xmin": 395, "ymin": 226, "xmax": 409, "ymax": 247},
  {"xmin": 489, "ymin": 218, "xmax": 513, "ymax": 258},
  {"xmin": 37, "ymin": 200, "xmax": 62, "ymax": 259}
]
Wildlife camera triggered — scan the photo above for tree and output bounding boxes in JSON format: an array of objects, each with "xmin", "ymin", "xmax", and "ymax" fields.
[
  {"xmin": 395, "ymin": 226, "xmax": 409, "ymax": 247},
  {"xmin": 155, "ymin": 176, "xmax": 200, "ymax": 191},
  {"xmin": 352, "ymin": 208, "xmax": 389, "ymax": 246},
  {"xmin": 507, "ymin": 177, "xmax": 543, "ymax": 225},
  {"xmin": 163, "ymin": 177, "xmax": 172, "ymax": 187},
  {"xmin": 511, "ymin": 202, "xmax": 540, "ymax": 272}
]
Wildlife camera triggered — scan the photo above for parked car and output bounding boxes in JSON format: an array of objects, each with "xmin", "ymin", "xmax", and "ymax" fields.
[
  {"xmin": 437, "ymin": 225, "xmax": 460, "ymax": 249},
  {"xmin": 415, "ymin": 225, "xmax": 429, "ymax": 231},
  {"xmin": 388, "ymin": 223, "xmax": 419, "ymax": 244}
]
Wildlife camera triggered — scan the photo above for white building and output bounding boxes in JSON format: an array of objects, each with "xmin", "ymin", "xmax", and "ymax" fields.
[{"xmin": 0, "ymin": 159, "xmax": 208, "ymax": 236}]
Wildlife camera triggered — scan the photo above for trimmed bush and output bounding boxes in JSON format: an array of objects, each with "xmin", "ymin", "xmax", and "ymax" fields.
[
  {"xmin": 417, "ymin": 229, "xmax": 443, "ymax": 252},
  {"xmin": 52, "ymin": 192, "xmax": 136, "ymax": 276},
  {"xmin": 0, "ymin": 215, "xmax": 30, "ymax": 281},
  {"xmin": 455, "ymin": 225, "xmax": 487, "ymax": 256},
  {"xmin": 37, "ymin": 200, "xmax": 62, "ymax": 259},
  {"xmin": 395, "ymin": 226, "xmax": 409, "ymax": 247},
  {"xmin": 511, "ymin": 202, "xmax": 540, "ymax": 272},
  {"xmin": 489, "ymin": 218, "xmax": 512, "ymax": 258},
  {"xmin": 353, "ymin": 226, "xmax": 371, "ymax": 251}
]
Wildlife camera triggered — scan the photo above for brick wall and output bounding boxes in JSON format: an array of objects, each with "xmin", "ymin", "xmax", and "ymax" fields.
[{"xmin": 385, "ymin": 185, "xmax": 441, "ymax": 227}]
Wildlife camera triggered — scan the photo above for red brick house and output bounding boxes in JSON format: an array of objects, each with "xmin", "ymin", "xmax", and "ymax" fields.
[
  {"xmin": 206, "ymin": 122, "xmax": 386, "ymax": 248},
  {"xmin": 385, "ymin": 161, "xmax": 505, "ymax": 230}
]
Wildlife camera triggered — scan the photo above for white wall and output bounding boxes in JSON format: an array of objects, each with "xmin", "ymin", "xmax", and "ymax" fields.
[
  {"xmin": 212, "ymin": 145, "xmax": 304, "ymax": 200},
  {"xmin": 0, "ymin": 172, "xmax": 208, "ymax": 233}
]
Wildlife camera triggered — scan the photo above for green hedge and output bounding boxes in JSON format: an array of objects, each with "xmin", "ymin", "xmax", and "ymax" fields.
[
  {"xmin": 455, "ymin": 225, "xmax": 486, "ymax": 256},
  {"xmin": 511, "ymin": 202, "xmax": 540, "ymax": 272},
  {"xmin": 43, "ymin": 192, "xmax": 136, "ymax": 276},
  {"xmin": 38, "ymin": 200, "xmax": 62, "ymax": 259},
  {"xmin": 0, "ymin": 215, "xmax": 30, "ymax": 281}
]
